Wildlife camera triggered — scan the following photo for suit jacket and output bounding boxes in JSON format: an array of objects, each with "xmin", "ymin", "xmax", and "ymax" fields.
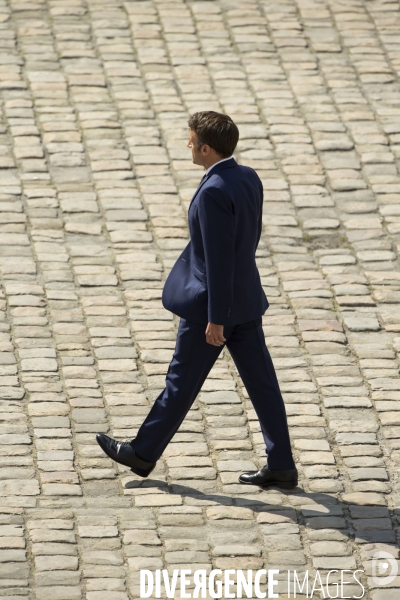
[{"xmin": 162, "ymin": 158, "xmax": 269, "ymax": 325}]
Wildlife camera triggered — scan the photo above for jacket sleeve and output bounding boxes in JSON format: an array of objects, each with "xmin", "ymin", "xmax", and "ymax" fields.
[
  {"xmin": 197, "ymin": 186, "xmax": 235, "ymax": 325},
  {"xmin": 256, "ymin": 177, "xmax": 264, "ymax": 247}
]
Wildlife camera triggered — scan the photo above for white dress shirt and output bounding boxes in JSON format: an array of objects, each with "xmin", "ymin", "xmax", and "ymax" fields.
[{"xmin": 205, "ymin": 156, "xmax": 234, "ymax": 176}]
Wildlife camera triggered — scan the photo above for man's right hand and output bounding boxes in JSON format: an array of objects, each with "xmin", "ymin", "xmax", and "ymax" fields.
[{"xmin": 205, "ymin": 322, "xmax": 226, "ymax": 346}]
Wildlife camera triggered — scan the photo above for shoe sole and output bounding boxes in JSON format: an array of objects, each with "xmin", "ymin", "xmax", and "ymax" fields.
[
  {"xmin": 96, "ymin": 436, "xmax": 152, "ymax": 478},
  {"xmin": 239, "ymin": 478, "xmax": 298, "ymax": 490},
  {"xmin": 130, "ymin": 465, "xmax": 153, "ymax": 478}
]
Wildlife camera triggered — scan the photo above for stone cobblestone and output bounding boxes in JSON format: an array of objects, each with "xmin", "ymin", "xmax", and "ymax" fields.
[{"xmin": 0, "ymin": 0, "xmax": 399, "ymax": 598}]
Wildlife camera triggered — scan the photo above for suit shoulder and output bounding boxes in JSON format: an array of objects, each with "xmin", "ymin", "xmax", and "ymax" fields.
[
  {"xmin": 236, "ymin": 163, "xmax": 262, "ymax": 183},
  {"xmin": 199, "ymin": 181, "xmax": 231, "ymax": 205},
  {"xmin": 205, "ymin": 164, "xmax": 262, "ymax": 195}
]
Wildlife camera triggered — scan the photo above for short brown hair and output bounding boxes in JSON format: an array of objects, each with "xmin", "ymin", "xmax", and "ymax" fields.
[{"xmin": 188, "ymin": 111, "xmax": 239, "ymax": 158}]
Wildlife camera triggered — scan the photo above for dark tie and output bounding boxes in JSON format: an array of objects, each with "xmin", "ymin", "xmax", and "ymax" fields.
[{"xmin": 195, "ymin": 173, "xmax": 207, "ymax": 191}]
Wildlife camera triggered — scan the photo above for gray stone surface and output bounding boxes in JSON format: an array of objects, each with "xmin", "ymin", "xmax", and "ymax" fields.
[{"xmin": 0, "ymin": 0, "xmax": 399, "ymax": 598}]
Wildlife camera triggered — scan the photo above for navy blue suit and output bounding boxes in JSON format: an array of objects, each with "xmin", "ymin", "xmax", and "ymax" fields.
[
  {"xmin": 133, "ymin": 159, "xmax": 295, "ymax": 470},
  {"xmin": 162, "ymin": 158, "xmax": 269, "ymax": 325}
]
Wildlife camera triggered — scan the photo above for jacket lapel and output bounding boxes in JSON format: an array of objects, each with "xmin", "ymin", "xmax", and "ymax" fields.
[
  {"xmin": 188, "ymin": 159, "xmax": 237, "ymax": 211},
  {"xmin": 188, "ymin": 173, "xmax": 210, "ymax": 211}
]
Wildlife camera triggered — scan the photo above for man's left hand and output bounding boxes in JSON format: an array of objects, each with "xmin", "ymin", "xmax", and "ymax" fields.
[{"xmin": 205, "ymin": 322, "xmax": 226, "ymax": 346}]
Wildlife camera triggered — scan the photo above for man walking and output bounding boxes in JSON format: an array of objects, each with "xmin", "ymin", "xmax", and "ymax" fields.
[{"xmin": 97, "ymin": 111, "xmax": 297, "ymax": 489}]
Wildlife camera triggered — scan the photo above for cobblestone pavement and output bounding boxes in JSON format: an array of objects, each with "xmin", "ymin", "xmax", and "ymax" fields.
[{"xmin": 1, "ymin": 0, "xmax": 400, "ymax": 598}]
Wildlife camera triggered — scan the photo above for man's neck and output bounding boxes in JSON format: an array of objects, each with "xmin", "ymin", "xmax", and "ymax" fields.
[
  {"xmin": 203, "ymin": 154, "xmax": 225, "ymax": 170},
  {"xmin": 205, "ymin": 156, "xmax": 233, "ymax": 175}
]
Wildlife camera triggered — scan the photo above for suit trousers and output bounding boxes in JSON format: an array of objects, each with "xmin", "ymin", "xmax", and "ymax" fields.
[{"xmin": 132, "ymin": 317, "xmax": 295, "ymax": 470}]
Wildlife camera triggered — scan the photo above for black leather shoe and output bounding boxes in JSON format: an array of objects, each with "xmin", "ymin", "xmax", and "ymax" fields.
[
  {"xmin": 96, "ymin": 434, "xmax": 156, "ymax": 478},
  {"xmin": 239, "ymin": 465, "xmax": 298, "ymax": 489}
]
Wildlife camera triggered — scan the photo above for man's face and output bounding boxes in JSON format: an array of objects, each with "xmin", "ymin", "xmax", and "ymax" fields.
[{"xmin": 187, "ymin": 129, "xmax": 205, "ymax": 166}]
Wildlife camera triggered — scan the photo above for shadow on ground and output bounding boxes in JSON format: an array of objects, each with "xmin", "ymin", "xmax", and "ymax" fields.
[{"xmin": 124, "ymin": 478, "xmax": 397, "ymax": 549}]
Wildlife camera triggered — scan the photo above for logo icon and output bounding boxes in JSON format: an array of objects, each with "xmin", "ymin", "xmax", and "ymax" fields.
[{"xmin": 372, "ymin": 551, "xmax": 398, "ymax": 586}]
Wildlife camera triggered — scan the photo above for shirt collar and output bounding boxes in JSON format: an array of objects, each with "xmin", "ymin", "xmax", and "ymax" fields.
[{"xmin": 205, "ymin": 156, "xmax": 234, "ymax": 176}]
